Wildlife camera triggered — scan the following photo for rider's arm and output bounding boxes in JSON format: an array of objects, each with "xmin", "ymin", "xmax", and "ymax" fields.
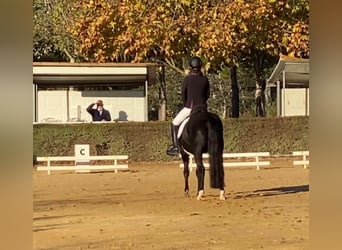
[
  {"xmin": 206, "ymin": 78, "xmax": 210, "ymax": 101},
  {"xmin": 182, "ymin": 78, "xmax": 188, "ymax": 105}
]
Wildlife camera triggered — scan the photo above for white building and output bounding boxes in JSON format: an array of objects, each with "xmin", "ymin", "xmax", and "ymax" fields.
[
  {"xmin": 267, "ymin": 55, "xmax": 309, "ymax": 116},
  {"xmin": 33, "ymin": 62, "xmax": 158, "ymax": 123}
]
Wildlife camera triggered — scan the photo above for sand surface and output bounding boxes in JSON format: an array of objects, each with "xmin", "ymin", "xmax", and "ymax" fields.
[{"xmin": 33, "ymin": 158, "xmax": 309, "ymax": 250}]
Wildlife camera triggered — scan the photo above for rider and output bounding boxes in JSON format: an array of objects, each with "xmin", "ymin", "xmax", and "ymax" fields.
[{"xmin": 166, "ymin": 56, "xmax": 210, "ymax": 156}]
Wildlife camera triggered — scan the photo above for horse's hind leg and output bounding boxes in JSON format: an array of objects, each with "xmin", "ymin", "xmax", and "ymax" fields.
[
  {"xmin": 195, "ymin": 154, "xmax": 205, "ymax": 200},
  {"xmin": 181, "ymin": 152, "xmax": 190, "ymax": 197}
]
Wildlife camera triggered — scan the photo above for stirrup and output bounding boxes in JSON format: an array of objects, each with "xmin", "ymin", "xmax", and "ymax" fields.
[{"xmin": 167, "ymin": 146, "xmax": 179, "ymax": 156}]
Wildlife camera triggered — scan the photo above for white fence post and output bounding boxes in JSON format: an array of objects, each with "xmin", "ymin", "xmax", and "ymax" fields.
[
  {"xmin": 47, "ymin": 158, "xmax": 51, "ymax": 175},
  {"xmin": 179, "ymin": 152, "xmax": 270, "ymax": 170},
  {"xmin": 292, "ymin": 151, "xmax": 309, "ymax": 169},
  {"xmin": 114, "ymin": 159, "xmax": 118, "ymax": 173},
  {"xmin": 303, "ymin": 154, "xmax": 307, "ymax": 169},
  {"xmin": 256, "ymin": 154, "xmax": 260, "ymax": 170},
  {"xmin": 36, "ymin": 155, "xmax": 129, "ymax": 174}
]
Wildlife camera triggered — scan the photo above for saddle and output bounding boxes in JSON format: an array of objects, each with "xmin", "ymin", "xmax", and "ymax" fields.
[
  {"xmin": 177, "ymin": 104, "xmax": 208, "ymax": 138},
  {"xmin": 190, "ymin": 104, "xmax": 207, "ymax": 114}
]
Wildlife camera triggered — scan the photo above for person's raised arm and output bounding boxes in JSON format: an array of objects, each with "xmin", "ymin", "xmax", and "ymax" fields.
[{"xmin": 86, "ymin": 103, "xmax": 95, "ymax": 114}]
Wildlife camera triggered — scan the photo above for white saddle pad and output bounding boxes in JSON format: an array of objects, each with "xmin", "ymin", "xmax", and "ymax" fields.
[{"xmin": 177, "ymin": 117, "xmax": 190, "ymax": 138}]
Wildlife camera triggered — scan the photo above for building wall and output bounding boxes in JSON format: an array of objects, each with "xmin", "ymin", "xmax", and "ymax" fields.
[
  {"xmin": 282, "ymin": 88, "xmax": 309, "ymax": 116},
  {"xmin": 37, "ymin": 89, "xmax": 147, "ymax": 122},
  {"xmin": 37, "ymin": 90, "xmax": 68, "ymax": 122}
]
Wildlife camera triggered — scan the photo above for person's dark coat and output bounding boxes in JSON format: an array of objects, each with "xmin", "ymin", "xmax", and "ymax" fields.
[{"xmin": 86, "ymin": 103, "xmax": 111, "ymax": 121}]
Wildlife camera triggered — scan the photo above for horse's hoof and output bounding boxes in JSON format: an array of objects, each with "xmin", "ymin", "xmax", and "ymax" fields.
[
  {"xmin": 184, "ymin": 190, "xmax": 190, "ymax": 197},
  {"xmin": 196, "ymin": 190, "xmax": 204, "ymax": 200},
  {"xmin": 219, "ymin": 190, "xmax": 226, "ymax": 200}
]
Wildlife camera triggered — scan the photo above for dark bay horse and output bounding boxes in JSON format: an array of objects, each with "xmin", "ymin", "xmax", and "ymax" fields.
[{"xmin": 179, "ymin": 108, "xmax": 225, "ymax": 200}]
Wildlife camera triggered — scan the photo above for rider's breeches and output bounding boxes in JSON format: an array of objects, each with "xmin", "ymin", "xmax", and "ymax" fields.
[{"xmin": 172, "ymin": 107, "xmax": 191, "ymax": 126}]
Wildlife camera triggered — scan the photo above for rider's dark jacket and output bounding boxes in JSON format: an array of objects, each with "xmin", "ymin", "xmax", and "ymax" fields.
[{"xmin": 182, "ymin": 72, "xmax": 210, "ymax": 109}]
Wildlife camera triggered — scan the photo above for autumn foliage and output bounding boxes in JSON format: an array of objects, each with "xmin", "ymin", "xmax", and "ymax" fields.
[{"xmin": 69, "ymin": 0, "xmax": 309, "ymax": 69}]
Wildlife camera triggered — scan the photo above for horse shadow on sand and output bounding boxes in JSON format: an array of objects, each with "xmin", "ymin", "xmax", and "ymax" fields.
[{"xmin": 234, "ymin": 184, "xmax": 309, "ymax": 199}]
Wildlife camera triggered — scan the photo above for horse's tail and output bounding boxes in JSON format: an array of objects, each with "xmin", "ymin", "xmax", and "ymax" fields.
[{"xmin": 207, "ymin": 115, "xmax": 225, "ymax": 189}]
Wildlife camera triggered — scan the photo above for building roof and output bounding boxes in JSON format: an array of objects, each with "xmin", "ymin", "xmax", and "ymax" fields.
[
  {"xmin": 267, "ymin": 55, "xmax": 309, "ymax": 87},
  {"xmin": 33, "ymin": 62, "xmax": 158, "ymax": 67},
  {"xmin": 33, "ymin": 62, "xmax": 158, "ymax": 85}
]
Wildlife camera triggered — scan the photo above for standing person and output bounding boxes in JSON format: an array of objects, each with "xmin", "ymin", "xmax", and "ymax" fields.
[
  {"xmin": 255, "ymin": 79, "xmax": 266, "ymax": 117},
  {"xmin": 166, "ymin": 56, "xmax": 210, "ymax": 156},
  {"xmin": 86, "ymin": 100, "xmax": 111, "ymax": 121}
]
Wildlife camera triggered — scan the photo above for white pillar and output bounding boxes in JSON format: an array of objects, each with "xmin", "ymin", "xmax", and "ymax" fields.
[
  {"xmin": 281, "ymin": 70, "xmax": 286, "ymax": 116},
  {"xmin": 144, "ymin": 80, "xmax": 148, "ymax": 121},
  {"xmin": 33, "ymin": 84, "xmax": 38, "ymax": 122},
  {"xmin": 276, "ymin": 80, "xmax": 281, "ymax": 117},
  {"xmin": 66, "ymin": 87, "xmax": 70, "ymax": 122}
]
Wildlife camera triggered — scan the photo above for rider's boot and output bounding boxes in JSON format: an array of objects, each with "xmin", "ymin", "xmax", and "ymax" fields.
[{"xmin": 166, "ymin": 124, "xmax": 180, "ymax": 156}]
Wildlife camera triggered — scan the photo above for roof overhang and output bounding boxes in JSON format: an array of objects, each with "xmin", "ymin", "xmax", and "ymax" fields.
[
  {"xmin": 267, "ymin": 55, "xmax": 309, "ymax": 87},
  {"xmin": 33, "ymin": 62, "xmax": 158, "ymax": 85},
  {"xmin": 33, "ymin": 75, "xmax": 148, "ymax": 85}
]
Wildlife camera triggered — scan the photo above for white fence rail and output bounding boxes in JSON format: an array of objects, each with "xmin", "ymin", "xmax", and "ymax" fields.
[
  {"xmin": 292, "ymin": 151, "xmax": 309, "ymax": 169},
  {"xmin": 179, "ymin": 152, "xmax": 270, "ymax": 171},
  {"xmin": 36, "ymin": 155, "xmax": 129, "ymax": 175}
]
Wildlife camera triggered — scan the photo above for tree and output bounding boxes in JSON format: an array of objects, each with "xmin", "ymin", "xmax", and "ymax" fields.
[
  {"xmin": 33, "ymin": 0, "xmax": 81, "ymax": 62},
  {"xmin": 207, "ymin": 71, "xmax": 231, "ymax": 119},
  {"xmin": 70, "ymin": 0, "xmax": 309, "ymax": 118},
  {"xmin": 72, "ymin": 0, "xmax": 207, "ymax": 119},
  {"xmin": 216, "ymin": 0, "xmax": 309, "ymax": 116}
]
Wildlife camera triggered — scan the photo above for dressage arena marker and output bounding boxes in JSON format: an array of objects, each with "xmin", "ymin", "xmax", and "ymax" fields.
[
  {"xmin": 36, "ymin": 155, "xmax": 129, "ymax": 175},
  {"xmin": 292, "ymin": 151, "xmax": 309, "ymax": 169},
  {"xmin": 179, "ymin": 152, "xmax": 270, "ymax": 172}
]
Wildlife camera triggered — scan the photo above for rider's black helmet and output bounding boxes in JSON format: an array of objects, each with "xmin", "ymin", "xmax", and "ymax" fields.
[{"xmin": 189, "ymin": 56, "xmax": 202, "ymax": 69}]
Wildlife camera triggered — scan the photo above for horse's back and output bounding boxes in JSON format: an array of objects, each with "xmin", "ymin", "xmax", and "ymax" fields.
[
  {"xmin": 180, "ymin": 110, "xmax": 222, "ymax": 154},
  {"xmin": 190, "ymin": 111, "xmax": 221, "ymax": 128}
]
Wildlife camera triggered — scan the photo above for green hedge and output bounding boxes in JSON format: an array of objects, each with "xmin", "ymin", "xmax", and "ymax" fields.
[{"xmin": 33, "ymin": 116, "xmax": 309, "ymax": 162}]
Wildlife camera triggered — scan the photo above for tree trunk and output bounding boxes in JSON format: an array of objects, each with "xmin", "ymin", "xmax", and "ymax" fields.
[
  {"xmin": 158, "ymin": 101, "xmax": 166, "ymax": 121},
  {"xmin": 158, "ymin": 65, "xmax": 167, "ymax": 121},
  {"xmin": 222, "ymin": 104, "xmax": 227, "ymax": 119},
  {"xmin": 253, "ymin": 49, "xmax": 267, "ymax": 117},
  {"xmin": 63, "ymin": 48, "xmax": 75, "ymax": 63},
  {"xmin": 230, "ymin": 65, "xmax": 239, "ymax": 118}
]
